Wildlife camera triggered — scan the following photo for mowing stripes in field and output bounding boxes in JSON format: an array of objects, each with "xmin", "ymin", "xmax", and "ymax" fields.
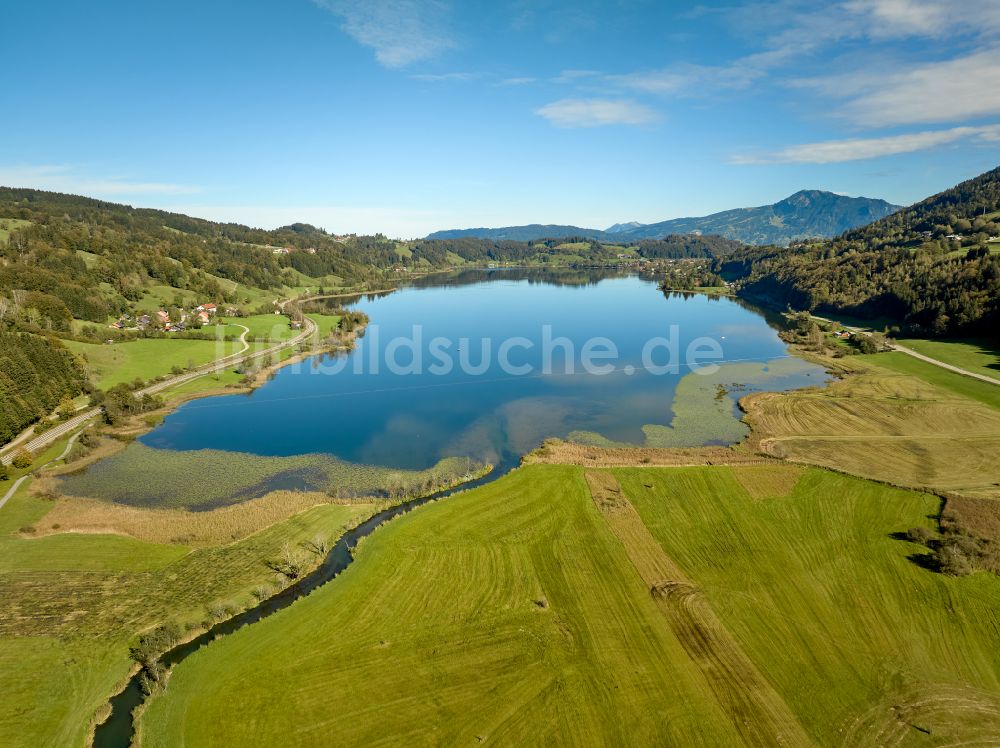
[{"xmin": 585, "ymin": 470, "xmax": 811, "ymax": 746}]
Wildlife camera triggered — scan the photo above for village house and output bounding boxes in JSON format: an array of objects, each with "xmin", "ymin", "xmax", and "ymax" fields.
[
  {"xmin": 196, "ymin": 303, "xmax": 217, "ymax": 315},
  {"xmin": 196, "ymin": 311, "xmax": 211, "ymax": 325},
  {"xmin": 156, "ymin": 310, "xmax": 170, "ymax": 325}
]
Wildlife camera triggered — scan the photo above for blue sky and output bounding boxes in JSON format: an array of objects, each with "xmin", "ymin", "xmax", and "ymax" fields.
[{"xmin": 3, "ymin": 0, "xmax": 999, "ymax": 237}]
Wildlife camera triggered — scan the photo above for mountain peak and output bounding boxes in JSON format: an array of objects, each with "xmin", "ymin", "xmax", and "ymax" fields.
[
  {"xmin": 427, "ymin": 191, "xmax": 902, "ymax": 245},
  {"xmin": 605, "ymin": 221, "xmax": 645, "ymax": 233}
]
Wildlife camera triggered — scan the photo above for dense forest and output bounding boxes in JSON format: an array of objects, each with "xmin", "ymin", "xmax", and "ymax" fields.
[
  {"xmin": 718, "ymin": 165, "xmax": 1000, "ymax": 334},
  {"xmin": 0, "ymin": 331, "xmax": 86, "ymax": 444}
]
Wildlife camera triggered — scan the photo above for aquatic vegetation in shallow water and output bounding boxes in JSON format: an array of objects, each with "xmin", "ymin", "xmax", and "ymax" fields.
[
  {"xmin": 58, "ymin": 443, "xmax": 483, "ymax": 510},
  {"xmin": 568, "ymin": 356, "xmax": 823, "ymax": 449}
]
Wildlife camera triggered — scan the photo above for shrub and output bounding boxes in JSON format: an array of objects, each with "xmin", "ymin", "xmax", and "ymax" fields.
[
  {"xmin": 905, "ymin": 526, "xmax": 935, "ymax": 546},
  {"xmin": 933, "ymin": 531, "xmax": 985, "ymax": 577},
  {"xmin": 11, "ymin": 450, "xmax": 34, "ymax": 470}
]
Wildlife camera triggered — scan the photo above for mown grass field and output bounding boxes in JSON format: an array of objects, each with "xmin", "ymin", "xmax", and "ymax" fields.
[
  {"xmin": 868, "ymin": 351, "xmax": 1000, "ymax": 410},
  {"xmin": 220, "ymin": 314, "xmax": 296, "ymax": 341},
  {"xmin": 745, "ymin": 354, "xmax": 1000, "ymax": 498},
  {"xmin": 897, "ymin": 338, "xmax": 1000, "ymax": 383},
  {"xmin": 0, "ymin": 476, "xmax": 376, "ymax": 747},
  {"xmin": 136, "ymin": 463, "xmax": 1000, "ymax": 746},
  {"xmin": 64, "ymin": 337, "xmax": 246, "ymax": 389}
]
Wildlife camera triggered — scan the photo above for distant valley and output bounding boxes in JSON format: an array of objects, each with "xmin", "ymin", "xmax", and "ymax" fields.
[{"xmin": 427, "ymin": 190, "xmax": 901, "ymax": 246}]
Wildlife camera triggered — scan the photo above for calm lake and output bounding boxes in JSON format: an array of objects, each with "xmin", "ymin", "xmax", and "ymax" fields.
[{"xmin": 137, "ymin": 269, "xmax": 824, "ymax": 471}]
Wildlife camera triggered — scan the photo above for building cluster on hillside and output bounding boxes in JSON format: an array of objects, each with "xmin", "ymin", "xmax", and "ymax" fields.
[
  {"xmin": 271, "ymin": 246, "xmax": 318, "ymax": 255},
  {"xmin": 110, "ymin": 302, "xmax": 224, "ymax": 332}
]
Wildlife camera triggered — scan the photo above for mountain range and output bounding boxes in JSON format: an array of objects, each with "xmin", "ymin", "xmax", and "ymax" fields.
[{"xmin": 427, "ymin": 190, "xmax": 902, "ymax": 246}]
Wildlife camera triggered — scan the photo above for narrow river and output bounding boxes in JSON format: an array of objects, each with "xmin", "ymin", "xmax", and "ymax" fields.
[{"xmin": 91, "ymin": 468, "xmax": 502, "ymax": 747}]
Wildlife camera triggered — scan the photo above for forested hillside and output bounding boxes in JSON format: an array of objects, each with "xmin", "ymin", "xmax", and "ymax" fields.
[
  {"xmin": 719, "ymin": 166, "xmax": 1000, "ymax": 335},
  {"xmin": 0, "ymin": 331, "xmax": 86, "ymax": 444}
]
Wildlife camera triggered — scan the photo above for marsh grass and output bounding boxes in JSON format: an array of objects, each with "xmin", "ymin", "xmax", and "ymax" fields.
[
  {"xmin": 58, "ymin": 443, "xmax": 482, "ymax": 510},
  {"xmin": 568, "ymin": 356, "xmax": 821, "ymax": 449}
]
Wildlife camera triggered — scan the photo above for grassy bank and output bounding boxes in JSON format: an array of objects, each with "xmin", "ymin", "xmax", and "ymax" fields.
[
  {"xmin": 136, "ymin": 463, "xmax": 1000, "ymax": 745},
  {"xmin": 0, "ymin": 478, "xmax": 376, "ymax": 746}
]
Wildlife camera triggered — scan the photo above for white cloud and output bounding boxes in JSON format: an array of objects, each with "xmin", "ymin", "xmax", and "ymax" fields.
[
  {"xmin": 732, "ymin": 124, "xmax": 1000, "ymax": 164},
  {"xmin": 843, "ymin": 0, "xmax": 1000, "ymax": 39},
  {"xmin": 0, "ymin": 165, "xmax": 200, "ymax": 196},
  {"xmin": 314, "ymin": 0, "xmax": 454, "ymax": 68},
  {"xmin": 535, "ymin": 98, "xmax": 660, "ymax": 128},
  {"xmin": 796, "ymin": 48, "xmax": 1000, "ymax": 127}
]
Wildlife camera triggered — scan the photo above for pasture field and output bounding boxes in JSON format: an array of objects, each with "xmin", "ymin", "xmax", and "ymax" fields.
[
  {"xmin": 64, "ymin": 337, "xmax": 246, "ymax": 389},
  {"xmin": 136, "ymin": 463, "xmax": 1000, "ymax": 746},
  {"xmin": 221, "ymin": 314, "xmax": 296, "ymax": 341},
  {"xmin": 0, "ymin": 217, "xmax": 33, "ymax": 243},
  {"xmin": 744, "ymin": 354, "xmax": 1000, "ymax": 498},
  {"xmin": 896, "ymin": 338, "xmax": 1000, "ymax": 384},
  {"xmin": 0, "ymin": 476, "xmax": 376, "ymax": 747},
  {"xmin": 866, "ymin": 351, "xmax": 1000, "ymax": 410}
]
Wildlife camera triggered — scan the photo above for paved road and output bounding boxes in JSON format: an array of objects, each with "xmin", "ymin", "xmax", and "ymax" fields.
[
  {"xmin": 0, "ymin": 318, "xmax": 315, "ymax": 466},
  {"xmin": 809, "ymin": 314, "xmax": 1000, "ymax": 388},
  {"xmin": 889, "ymin": 342, "xmax": 1000, "ymax": 387}
]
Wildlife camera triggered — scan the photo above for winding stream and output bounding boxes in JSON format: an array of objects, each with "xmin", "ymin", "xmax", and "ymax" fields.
[{"xmin": 90, "ymin": 469, "xmax": 501, "ymax": 748}]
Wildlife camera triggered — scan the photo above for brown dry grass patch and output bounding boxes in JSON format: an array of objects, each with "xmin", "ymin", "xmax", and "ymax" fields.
[
  {"xmin": 527, "ymin": 439, "xmax": 779, "ymax": 468},
  {"xmin": 29, "ymin": 490, "xmax": 370, "ymax": 546}
]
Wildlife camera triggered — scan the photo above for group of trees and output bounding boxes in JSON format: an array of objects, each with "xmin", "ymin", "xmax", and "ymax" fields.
[
  {"xmin": 657, "ymin": 261, "xmax": 726, "ymax": 291},
  {"xmin": 0, "ymin": 331, "xmax": 86, "ymax": 444},
  {"xmin": 718, "ymin": 166, "xmax": 1000, "ymax": 335}
]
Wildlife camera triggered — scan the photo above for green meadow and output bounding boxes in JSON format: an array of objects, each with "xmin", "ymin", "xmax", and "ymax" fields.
[
  {"xmin": 897, "ymin": 337, "xmax": 1000, "ymax": 382},
  {"xmin": 0, "ymin": 478, "xmax": 375, "ymax": 747},
  {"xmin": 64, "ymin": 337, "xmax": 247, "ymax": 389},
  {"xmin": 136, "ymin": 463, "xmax": 1000, "ymax": 746}
]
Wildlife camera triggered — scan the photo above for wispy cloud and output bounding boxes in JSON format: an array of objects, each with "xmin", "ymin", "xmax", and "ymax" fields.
[
  {"xmin": 535, "ymin": 98, "xmax": 660, "ymax": 128},
  {"xmin": 314, "ymin": 0, "xmax": 455, "ymax": 68},
  {"xmin": 551, "ymin": 69, "xmax": 602, "ymax": 85},
  {"xmin": 410, "ymin": 71, "xmax": 480, "ymax": 82},
  {"xmin": 606, "ymin": 1, "xmax": 1000, "ymax": 106},
  {"xmin": 0, "ymin": 165, "xmax": 200, "ymax": 196},
  {"xmin": 843, "ymin": 0, "xmax": 1000, "ymax": 39},
  {"xmin": 795, "ymin": 48, "xmax": 1000, "ymax": 127},
  {"xmin": 609, "ymin": 63, "xmax": 766, "ymax": 96},
  {"xmin": 731, "ymin": 125, "xmax": 1000, "ymax": 164},
  {"xmin": 498, "ymin": 76, "xmax": 536, "ymax": 86}
]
